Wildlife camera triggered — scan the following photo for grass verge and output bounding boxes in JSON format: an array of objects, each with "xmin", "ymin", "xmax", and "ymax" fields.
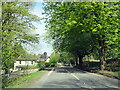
[
  {"xmin": 6, "ymin": 70, "xmax": 47, "ymax": 88},
  {"xmin": 113, "ymin": 71, "xmax": 120, "ymax": 77},
  {"xmin": 98, "ymin": 70, "xmax": 120, "ymax": 77}
]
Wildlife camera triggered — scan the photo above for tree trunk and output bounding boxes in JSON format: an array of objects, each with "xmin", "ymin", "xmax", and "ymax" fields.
[
  {"xmin": 99, "ymin": 1, "xmax": 107, "ymax": 71},
  {"xmin": 75, "ymin": 57, "xmax": 78, "ymax": 66},
  {"xmin": 78, "ymin": 55, "xmax": 83, "ymax": 69},
  {"xmin": 4, "ymin": 68, "xmax": 10, "ymax": 74},
  {"xmin": 4, "ymin": 63, "xmax": 10, "ymax": 74},
  {"xmin": 88, "ymin": 55, "xmax": 90, "ymax": 68},
  {"xmin": 99, "ymin": 40, "xmax": 106, "ymax": 70}
]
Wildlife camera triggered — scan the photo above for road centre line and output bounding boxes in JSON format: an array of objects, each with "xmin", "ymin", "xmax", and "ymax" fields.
[
  {"xmin": 71, "ymin": 73, "xmax": 80, "ymax": 80},
  {"xmin": 66, "ymin": 69, "xmax": 79, "ymax": 80},
  {"xmin": 48, "ymin": 68, "xmax": 54, "ymax": 76},
  {"xmin": 65, "ymin": 69, "xmax": 92, "ymax": 88}
]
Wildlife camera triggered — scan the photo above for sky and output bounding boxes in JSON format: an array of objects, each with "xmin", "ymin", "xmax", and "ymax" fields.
[{"xmin": 23, "ymin": 2, "xmax": 53, "ymax": 56}]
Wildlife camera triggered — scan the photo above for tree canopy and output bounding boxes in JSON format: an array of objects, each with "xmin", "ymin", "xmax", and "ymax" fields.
[
  {"xmin": 43, "ymin": 2, "xmax": 119, "ymax": 70},
  {"xmin": 2, "ymin": 2, "xmax": 40, "ymax": 74}
]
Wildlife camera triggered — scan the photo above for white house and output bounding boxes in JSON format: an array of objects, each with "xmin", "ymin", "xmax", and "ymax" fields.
[
  {"xmin": 14, "ymin": 60, "xmax": 35, "ymax": 66},
  {"xmin": 14, "ymin": 55, "xmax": 37, "ymax": 70},
  {"xmin": 46, "ymin": 57, "xmax": 50, "ymax": 62},
  {"xmin": 37, "ymin": 52, "xmax": 49, "ymax": 62},
  {"xmin": 14, "ymin": 52, "xmax": 50, "ymax": 70}
]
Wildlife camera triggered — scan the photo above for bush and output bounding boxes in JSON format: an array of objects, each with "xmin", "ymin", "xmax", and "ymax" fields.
[
  {"xmin": 16, "ymin": 65, "xmax": 38, "ymax": 70},
  {"xmin": 2, "ymin": 75, "xmax": 21, "ymax": 88},
  {"xmin": 16, "ymin": 66, "xmax": 28, "ymax": 70},
  {"xmin": 49, "ymin": 59, "xmax": 57, "ymax": 67},
  {"xmin": 45, "ymin": 62, "xmax": 51, "ymax": 67},
  {"xmin": 50, "ymin": 63, "xmax": 56, "ymax": 67},
  {"xmin": 37, "ymin": 62, "xmax": 45, "ymax": 70},
  {"xmin": 2, "ymin": 76, "xmax": 9, "ymax": 88}
]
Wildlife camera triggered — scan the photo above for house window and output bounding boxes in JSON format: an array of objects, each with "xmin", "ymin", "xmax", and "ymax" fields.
[
  {"xmin": 19, "ymin": 61, "xmax": 21, "ymax": 64},
  {"xmin": 31, "ymin": 61, "xmax": 33, "ymax": 64}
]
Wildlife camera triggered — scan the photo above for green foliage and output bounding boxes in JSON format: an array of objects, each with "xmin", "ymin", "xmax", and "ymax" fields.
[
  {"xmin": 43, "ymin": 2, "xmax": 119, "ymax": 69},
  {"xmin": 2, "ymin": 75, "xmax": 21, "ymax": 88},
  {"xmin": 113, "ymin": 71, "xmax": 120, "ymax": 77},
  {"xmin": 59, "ymin": 52, "xmax": 75, "ymax": 65},
  {"xmin": 45, "ymin": 62, "xmax": 51, "ymax": 67},
  {"xmin": 18, "ymin": 66, "xmax": 29, "ymax": 70},
  {"xmin": 49, "ymin": 52, "xmax": 59, "ymax": 66},
  {"xmin": 37, "ymin": 62, "xmax": 45, "ymax": 70},
  {"xmin": 17, "ymin": 65, "xmax": 38, "ymax": 70},
  {"xmin": 2, "ymin": 2, "xmax": 40, "ymax": 74}
]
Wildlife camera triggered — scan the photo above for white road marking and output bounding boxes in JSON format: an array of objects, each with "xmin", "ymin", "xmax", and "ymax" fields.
[
  {"xmin": 48, "ymin": 68, "xmax": 54, "ymax": 76},
  {"xmin": 66, "ymin": 69, "xmax": 80, "ymax": 80},
  {"xmin": 66, "ymin": 69, "xmax": 92, "ymax": 88},
  {"xmin": 71, "ymin": 73, "xmax": 80, "ymax": 80}
]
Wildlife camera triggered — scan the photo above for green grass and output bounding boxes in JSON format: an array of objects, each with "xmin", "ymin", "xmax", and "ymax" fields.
[
  {"xmin": 6, "ymin": 70, "xmax": 47, "ymax": 88},
  {"xmin": 113, "ymin": 71, "xmax": 120, "ymax": 77},
  {"xmin": 99, "ymin": 70, "xmax": 120, "ymax": 77}
]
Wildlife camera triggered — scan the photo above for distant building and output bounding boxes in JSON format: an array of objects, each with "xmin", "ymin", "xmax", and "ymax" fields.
[
  {"xmin": 14, "ymin": 55, "xmax": 37, "ymax": 70},
  {"xmin": 46, "ymin": 57, "xmax": 50, "ymax": 62},
  {"xmin": 37, "ymin": 52, "xmax": 49, "ymax": 62},
  {"xmin": 14, "ymin": 52, "xmax": 50, "ymax": 70}
]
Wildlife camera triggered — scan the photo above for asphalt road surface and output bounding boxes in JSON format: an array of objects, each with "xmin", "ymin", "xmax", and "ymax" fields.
[{"xmin": 29, "ymin": 66, "xmax": 119, "ymax": 88}]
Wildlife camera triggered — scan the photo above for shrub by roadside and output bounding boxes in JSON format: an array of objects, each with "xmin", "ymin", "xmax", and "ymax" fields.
[
  {"xmin": 37, "ymin": 62, "xmax": 46, "ymax": 70},
  {"xmin": 16, "ymin": 65, "xmax": 39, "ymax": 70},
  {"xmin": 2, "ymin": 74, "xmax": 24, "ymax": 88},
  {"xmin": 45, "ymin": 62, "xmax": 51, "ymax": 67}
]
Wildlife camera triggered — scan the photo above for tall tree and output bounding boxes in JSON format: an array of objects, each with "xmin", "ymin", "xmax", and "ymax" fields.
[
  {"xmin": 50, "ymin": 52, "xmax": 60, "ymax": 65},
  {"xmin": 2, "ymin": 2, "xmax": 40, "ymax": 74},
  {"xmin": 90, "ymin": 2, "xmax": 119, "ymax": 70},
  {"xmin": 43, "ymin": 2, "xmax": 119, "ymax": 70}
]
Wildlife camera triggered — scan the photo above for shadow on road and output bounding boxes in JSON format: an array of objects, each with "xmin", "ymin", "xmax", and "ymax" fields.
[
  {"xmin": 41, "ymin": 66, "xmax": 88, "ymax": 74},
  {"xmin": 42, "ymin": 79, "xmax": 80, "ymax": 88},
  {"xmin": 43, "ymin": 68, "xmax": 53, "ymax": 71},
  {"xmin": 55, "ymin": 67, "xmax": 87, "ymax": 74}
]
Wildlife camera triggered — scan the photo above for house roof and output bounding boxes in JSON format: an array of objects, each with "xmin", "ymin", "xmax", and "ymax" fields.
[
  {"xmin": 17, "ymin": 53, "xmax": 50, "ymax": 61},
  {"xmin": 17, "ymin": 55, "xmax": 37, "ymax": 61}
]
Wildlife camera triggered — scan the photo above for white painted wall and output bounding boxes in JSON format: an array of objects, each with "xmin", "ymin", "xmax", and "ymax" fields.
[
  {"xmin": 15, "ymin": 61, "xmax": 35, "ymax": 66},
  {"xmin": 46, "ymin": 58, "xmax": 50, "ymax": 62}
]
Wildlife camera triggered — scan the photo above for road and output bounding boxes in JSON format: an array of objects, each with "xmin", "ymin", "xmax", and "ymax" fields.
[{"xmin": 29, "ymin": 66, "xmax": 119, "ymax": 88}]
